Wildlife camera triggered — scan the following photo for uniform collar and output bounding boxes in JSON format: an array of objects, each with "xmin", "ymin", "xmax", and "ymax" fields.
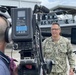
[
  {"xmin": 0, "ymin": 51, "xmax": 10, "ymax": 64},
  {"xmin": 51, "ymin": 36, "xmax": 62, "ymax": 44}
]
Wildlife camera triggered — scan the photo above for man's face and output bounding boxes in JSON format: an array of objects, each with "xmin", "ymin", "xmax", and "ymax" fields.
[{"xmin": 51, "ymin": 24, "xmax": 61, "ymax": 37}]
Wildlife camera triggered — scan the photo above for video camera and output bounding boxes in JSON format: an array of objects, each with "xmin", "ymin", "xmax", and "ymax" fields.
[
  {"xmin": 0, "ymin": 5, "xmax": 53, "ymax": 75},
  {"xmin": 11, "ymin": 6, "xmax": 54, "ymax": 75}
]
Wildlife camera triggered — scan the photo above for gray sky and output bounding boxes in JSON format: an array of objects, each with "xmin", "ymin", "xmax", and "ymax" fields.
[{"xmin": 40, "ymin": 0, "xmax": 76, "ymax": 9}]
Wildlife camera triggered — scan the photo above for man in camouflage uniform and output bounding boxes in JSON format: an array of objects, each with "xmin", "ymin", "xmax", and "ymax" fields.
[{"xmin": 42, "ymin": 23, "xmax": 75, "ymax": 75}]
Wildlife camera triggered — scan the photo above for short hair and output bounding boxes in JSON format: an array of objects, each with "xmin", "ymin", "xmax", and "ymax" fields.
[
  {"xmin": 0, "ymin": 17, "xmax": 8, "ymax": 42},
  {"xmin": 52, "ymin": 22, "xmax": 60, "ymax": 27},
  {"xmin": 51, "ymin": 22, "xmax": 61, "ymax": 30}
]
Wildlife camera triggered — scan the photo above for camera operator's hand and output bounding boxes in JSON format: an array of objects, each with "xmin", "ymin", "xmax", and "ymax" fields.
[
  {"xmin": 69, "ymin": 68, "xmax": 74, "ymax": 75},
  {"xmin": 9, "ymin": 57, "xmax": 18, "ymax": 75},
  {"xmin": 12, "ymin": 67, "xmax": 18, "ymax": 75}
]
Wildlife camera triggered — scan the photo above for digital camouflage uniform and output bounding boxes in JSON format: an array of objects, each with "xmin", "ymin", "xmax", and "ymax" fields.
[{"xmin": 42, "ymin": 36, "xmax": 75, "ymax": 75}]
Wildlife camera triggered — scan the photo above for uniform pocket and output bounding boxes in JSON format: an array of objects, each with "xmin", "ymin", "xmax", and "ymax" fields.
[
  {"xmin": 44, "ymin": 47, "xmax": 53, "ymax": 58},
  {"xmin": 58, "ymin": 44, "xmax": 67, "ymax": 58}
]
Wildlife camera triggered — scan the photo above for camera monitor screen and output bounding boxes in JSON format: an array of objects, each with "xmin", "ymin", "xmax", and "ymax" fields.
[
  {"xmin": 16, "ymin": 25, "xmax": 27, "ymax": 34},
  {"xmin": 16, "ymin": 11, "xmax": 28, "ymax": 35}
]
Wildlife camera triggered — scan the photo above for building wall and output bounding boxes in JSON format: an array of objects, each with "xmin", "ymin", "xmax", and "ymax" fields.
[{"xmin": 0, "ymin": 0, "xmax": 41, "ymax": 9}]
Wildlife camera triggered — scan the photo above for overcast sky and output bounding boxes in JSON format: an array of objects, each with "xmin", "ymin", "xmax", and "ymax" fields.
[{"xmin": 40, "ymin": 0, "xmax": 76, "ymax": 9}]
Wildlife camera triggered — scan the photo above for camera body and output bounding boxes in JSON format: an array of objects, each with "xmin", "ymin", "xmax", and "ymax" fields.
[
  {"xmin": 11, "ymin": 8, "xmax": 33, "ymax": 50},
  {"xmin": 11, "ymin": 8, "xmax": 53, "ymax": 75}
]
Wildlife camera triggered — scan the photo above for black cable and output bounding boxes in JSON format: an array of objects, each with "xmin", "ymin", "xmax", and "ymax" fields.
[{"xmin": 36, "ymin": 22, "xmax": 44, "ymax": 63}]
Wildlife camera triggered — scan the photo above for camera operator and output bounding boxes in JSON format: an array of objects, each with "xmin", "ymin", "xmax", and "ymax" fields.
[{"xmin": 0, "ymin": 16, "xmax": 18, "ymax": 75}]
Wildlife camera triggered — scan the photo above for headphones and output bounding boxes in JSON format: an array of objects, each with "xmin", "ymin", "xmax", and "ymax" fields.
[{"xmin": 0, "ymin": 12, "xmax": 12, "ymax": 43}]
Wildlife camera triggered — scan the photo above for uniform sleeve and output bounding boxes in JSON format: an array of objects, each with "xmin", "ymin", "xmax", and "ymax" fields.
[
  {"xmin": 0, "ymin": 64, "xmax": 6, "ymax": 75},
  {"xmin": 67, "ymin": 40, "xmax": 75, "ymax": 69},
  {"xmin": 42, "ymin": 39, "xmax": 47, "ymax": 57}
]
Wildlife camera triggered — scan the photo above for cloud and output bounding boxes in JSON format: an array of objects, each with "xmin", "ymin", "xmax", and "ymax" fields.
[{"xmin": 59, "ymin": 0, "xmax": 76, "ymax": 5}]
